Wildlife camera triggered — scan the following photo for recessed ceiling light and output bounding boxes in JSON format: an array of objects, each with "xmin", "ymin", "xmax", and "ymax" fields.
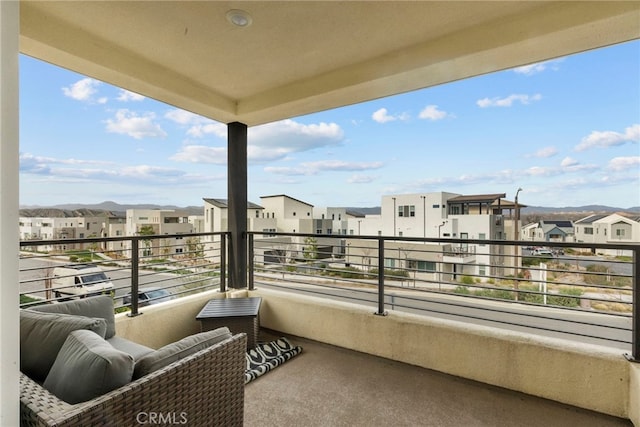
[{"xmin": 226, "ymin": 9, "xmax": 252, "ymax": 27}]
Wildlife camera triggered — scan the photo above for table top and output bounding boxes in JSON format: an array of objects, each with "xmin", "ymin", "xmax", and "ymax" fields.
[{"xmin": 196, "ymin": 297, "xmax": 262, "ymax": 320}]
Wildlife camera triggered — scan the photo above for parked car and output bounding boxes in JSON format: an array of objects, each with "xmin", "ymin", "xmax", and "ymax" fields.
[
  {"xmin": 532, "ymin": 248, "xmax": 554, "ymax": 257},
  {"xmin": 123, "ymin": 287, "xmax": 175, "ymax": 307},
  {"xmin": 52, "ymin": 264, "xmax": 114, "ymax": 299}
]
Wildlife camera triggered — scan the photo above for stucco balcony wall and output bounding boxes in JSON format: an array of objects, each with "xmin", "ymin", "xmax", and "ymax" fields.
[
  {"xmin": 114, "ymin": 290, "xmax": 224, "ymax": 349},
  {"xmin": 251, "ymin": 287, "xmax": 631, "ymax": 420}
]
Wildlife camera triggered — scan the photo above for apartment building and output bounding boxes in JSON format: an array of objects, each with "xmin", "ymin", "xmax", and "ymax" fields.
[
  {"xmin": 343, "ymin": 192, "xmax": 518, "ymax": 282},
  {"xmin": 125, "ymin": 209, "xmax": 193, "ymax": 257},
  {"xmin": 574, "ymin": 213, "xmax": 639, "ymax": 256},
  {"xmin": 19, "ymin": 215, "xmax": 112, "ymax": 252},
  {"xmin": 521, "ymin": 220, "xmax": 575, "ymax": 243}
]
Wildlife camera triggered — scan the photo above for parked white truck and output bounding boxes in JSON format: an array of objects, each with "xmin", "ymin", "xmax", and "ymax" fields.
[{"xmin": 52, "ymin": 264, "xmax": 114, "ymax": 299}]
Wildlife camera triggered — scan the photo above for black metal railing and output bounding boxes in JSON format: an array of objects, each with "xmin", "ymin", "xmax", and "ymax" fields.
[
  {"xmin": 248, "ymin": 232, "xmax": 638, "ymax": 360},
  {"xmin": 19, "ymin": 232, "xmax": 226, "ymax": 316},
  {"xmin": 19, "ymin": 231, "xmax": 639, "ymax": 360}
]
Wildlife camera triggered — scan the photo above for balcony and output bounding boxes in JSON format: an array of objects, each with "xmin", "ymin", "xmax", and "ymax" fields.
[
  {"xmin": 442, "ymin": 244, "xmax": 477, "ymax": 263},
  {"xmin": 18, "ymin": 233, "xmax": 640, "ymax": 425}
]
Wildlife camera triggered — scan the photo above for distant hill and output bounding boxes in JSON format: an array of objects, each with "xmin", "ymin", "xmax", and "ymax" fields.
[
  {"xmin": 19, "ymin": 208, "xmax": 121, "ymax": 218},
  {"xmin": 19, "ymin": 201, "xmax": 204, "ymax": 217},
  {"xmin": 345, "ymin": 207, "xmax": 381, "ymax": 216},
  {"xmin": 18, "ymin": 201, "xmax": 639, "ymax": 218},
  {"xmin": 522, "ymin": 205, "xmax": 640, "ymax": 214}
]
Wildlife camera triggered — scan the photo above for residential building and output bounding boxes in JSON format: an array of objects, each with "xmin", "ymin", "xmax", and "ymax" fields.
[
  {"xmin": 521, "ymin": 220, "xmax": 575, "ymax": 243},
  {"xmin": 574, "ymin": 213, "xmax": 640, "ymax": 256},
  {"xmin": 19, "ymin": 215, "xmax": 111, "ymax": 252},
  {"xmin": 125, "ymin": 209, "xmax": 193, "ymax": 257}
]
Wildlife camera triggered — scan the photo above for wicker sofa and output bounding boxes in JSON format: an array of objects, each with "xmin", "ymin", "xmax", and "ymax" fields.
[{"xmin": 20, "ymin": 296, "xmax": 246, "ymax": 426}]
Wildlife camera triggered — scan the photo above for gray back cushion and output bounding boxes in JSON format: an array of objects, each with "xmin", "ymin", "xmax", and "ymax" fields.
[
  {"xmin": 133, "ymin": 327, "xmax": 232, "ymax": 379},
  {"xmin": 43, "ymin": 330, "xmax": 134, "ymax": 404},
  {"xmin": 20, "ymin": 310, "xmax": 107, "ymax": 381},
  {"xmin": 30, "ymin": 295, "xmax": 116, "ymax": 339}
]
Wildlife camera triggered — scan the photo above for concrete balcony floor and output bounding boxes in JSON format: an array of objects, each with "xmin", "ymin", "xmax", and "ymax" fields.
[{"xmin": 245, "ymin": 331, "xmax": 632, "ymax": 427}]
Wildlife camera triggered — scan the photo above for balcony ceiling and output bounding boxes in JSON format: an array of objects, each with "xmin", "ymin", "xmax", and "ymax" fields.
[{"xmin": 20, "ymin": 1, "xmax": 640, "ymax": 126}]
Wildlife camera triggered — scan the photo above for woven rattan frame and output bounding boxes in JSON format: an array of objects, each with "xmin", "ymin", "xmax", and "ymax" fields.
[{"xmin": 20, "ymin": 333, "xmax": 247, "ymax": 426}]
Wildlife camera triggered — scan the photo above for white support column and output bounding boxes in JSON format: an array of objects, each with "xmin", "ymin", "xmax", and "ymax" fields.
[{"xmin": 0, "ymin": 1, "xmax": 20, "ymax": 425}]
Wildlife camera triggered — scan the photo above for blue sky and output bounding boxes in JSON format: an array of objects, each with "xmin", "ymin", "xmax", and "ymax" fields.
[{"xmin": 19, "ymin": 40, "xmax": 640, "ymax": 209}]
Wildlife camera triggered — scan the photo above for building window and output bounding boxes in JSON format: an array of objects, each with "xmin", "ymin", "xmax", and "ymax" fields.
[
  {"xmin": 316, "ymin": 229, "xmax": 322, "ymax": 234},
  {"xmin": 398, "ymin": 205, "xmax": 416, "ymax": 217},
  {"xmin": 293, "ymin": 212, "xmax": 296, "ymax": 216},
  {"xmin": 432, "ymin": 204, "xmax": 440, "ymax": 208},
  {"xmin": 584, "ymin": 227, "xmax": 593, "ymax": 235},
  {"xmin": 398, "ymin": 231, "xmax": 403, "ymax": 237},
  {"xmin": 384, "ymin": 258, "xmax": 395, "ymax": 268},
  {"xmin": 479, "ymin": 264, "xmax": 487, "ymax": 276},
  {"xmin": 175, "ymin": 248, "xmax": 183, "ymax": 254},
  {"xmin": 326, "ymin": 229, "xmax": 332, "ymax": 235},
  {"xmin": 616, "ymin": 229, "xmax": 625, "ymax": 237},
  {"xmin": 256, "ymin": 210, "xmax": 259, "ymax": 218},
  {"xmin": 478, "ymin": 233, "xmax": 486, "ymax": 246}
]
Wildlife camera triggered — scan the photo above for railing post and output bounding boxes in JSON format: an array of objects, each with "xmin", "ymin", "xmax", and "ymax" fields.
[
  {"xmin": 375, "ymin": 238, "xmax": 387, "ymax": 316},
  {"xmin": 627, "ymin": 246, "xmax": 640, "ymax": 362},
  {"xmin": 220, "ymin": 233, "xmax": 227, "ymax": 293},
  {"xmin": 128, "ymin": 238, "xmax": 141, "ymax": 317},
  {"xmin": 248, "ymin": 233, "xmax": 254, "ymax": 291}
]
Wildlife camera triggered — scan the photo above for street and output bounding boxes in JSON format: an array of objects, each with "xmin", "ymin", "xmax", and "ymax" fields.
[{"xmin": 19, "ymin": 256, "xmax": 200, "ymax": 300}]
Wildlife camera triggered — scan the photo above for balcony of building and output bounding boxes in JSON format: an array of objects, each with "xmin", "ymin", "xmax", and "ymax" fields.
[
  {"xmin": 5, "ymin": 2, "xmax": 640, "ymax": 424},
  {"xmin": 18, "ymin": 233, "xmax": 640, "ymax": 425}
]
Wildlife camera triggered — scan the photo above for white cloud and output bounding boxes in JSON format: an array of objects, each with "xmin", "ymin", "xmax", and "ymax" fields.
[
  {"xmin": 187, "ymin": 123, "xmax": 227, "ymax": 138},
  {"xmin": 62, "ymin": 78, "xmax": 102, "ymax": 102},
  {"xmin": 264, "ymin": 160, "xmax": 383, "ymax": 176},
  {"xmin": 608, "ymin": 156, "xmax": 640, "ymax": 171},
  {"xmin": 117, "ymin": 90, "xmax": 145, "ymax": 102},
  {"xmin": 19, "ymin": 152, "xmax": 212, "ymax": 184},
  {"xmin": 575, "ymin": 124, "xmax": 640, "ymax": 151},
  {"xmin": 418, "ymin": 105, "xmax": 451, "ymax": 121},
  {"xmin": 513, "ymin": 59, "xmax": 562, "ymax": 76},
  {"xmin": 524, "ymin": 166, "xmax": 559, "ymax": 177},
  {"xmin": 170, "ymin": 145, "xmax": 227, "ymax": 164},
  {"xmin": 530, "ymin": 146, "xmax": 558, "ymax": 158},
  {"xmin": 105, "ymin": 109, "xmax": 167, "ymax": 139},
  {"xmin": 372, "ymin": 108, "xmax": 409, "ymax": 123},
  {"xmin": 165, "ymin": 109, "xmax": 212, "ymax": 126},
  {"xmin": 560, "ymin": 157, "xmax": 578, "ymax": 167},
  {"xmin": 169, "ymin": 118, "xmax": 343, "ymax": 163},
  {"xmin": 476, "ymin": 93, "xmax": 542, "ymax": 108},
  {"xmin": 347, "ymin": 174, "xmax": 376, "ymax": 184},
  {"xmin": 248, "ymin": 119, "xmax": 344, "ymax": 163}
]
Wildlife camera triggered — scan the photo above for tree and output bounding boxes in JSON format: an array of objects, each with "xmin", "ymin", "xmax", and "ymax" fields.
[
  {"xmin": 137, "ymin": 225, "xmax": 155, "ymax": 257},
  {"xmin": 303, "ymin": 237, "xmax": 318, "ymax": 261},
  {"xmin": 185, "ymin": 237, "xmax": 205, "ymax": 261}
]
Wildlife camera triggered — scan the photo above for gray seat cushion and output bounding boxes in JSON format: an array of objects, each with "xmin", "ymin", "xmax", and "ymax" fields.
[
  {"xmin": 43, "ymin": 330, "xmax": 134, "ymax": 404},
  {"xmin": 133, "ymin": 327, "xmax": 232, "ymax": 379},
  {"xmin": 29, "ymin": 295, "xmax": 116, "ymax": 339},
  {"xmin": 107, "ymin": 335, "xmax": 154, "ymax": 360},
  {"xmin": 20, "ymin": 309, "xmax": 107, "ymax": 381}
]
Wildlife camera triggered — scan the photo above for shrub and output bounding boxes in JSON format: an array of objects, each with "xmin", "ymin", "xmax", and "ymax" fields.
[
  {"xmin": 460, "ymin": 275, "xmax": 475, "ymax": 285},
  {"xmin": 370, "ymin": 268, "xmax": 409, "ymax": 279}
]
